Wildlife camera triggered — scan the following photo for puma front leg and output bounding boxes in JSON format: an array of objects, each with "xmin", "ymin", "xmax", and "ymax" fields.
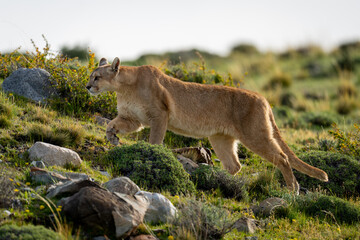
[
  {"xmin": 106, "ymin": 116, "xmax": 142, "ymax": 145},
  {"xmin": 149, "ymin": 112, "xmax": 168, "ymax": 145}
]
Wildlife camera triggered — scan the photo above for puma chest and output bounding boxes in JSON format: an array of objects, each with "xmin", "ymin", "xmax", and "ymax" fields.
[{"xmin": 117, "ymin": 101, "xmax": 149, "ymax": 124}]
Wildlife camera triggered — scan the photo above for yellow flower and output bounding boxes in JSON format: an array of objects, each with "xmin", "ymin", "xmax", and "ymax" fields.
[
  {"xmin": 39, "ymin": 205, "xmax": 45, "ymax": 210},
  {"xmin": 16, "ymin": 182, "xmax": 21, "ymax": 186},
  {"xmin": 174, "ymin": 195, "xmax": 179, "ymax": 199},
  {"xmin": 9, "ymin": 178, "xmax": 14, "ymax": 182},
  {"xmin": 25, "ymin": 209, "xmax": 30, "ymax": 213},
  {"xmin": 26, "ymin": 182, "xmax": 31, "ymax": 186},
  {"xmin": 292, "ymin": 219, "xmax": 296, "ymax": 223},
  {"xmin": 14, "ymin": 189, "xmax": 19, "ymax": 192},
  {"xmin": 168, "ymin": 236, "xmax": 174, "ymax": 240}
]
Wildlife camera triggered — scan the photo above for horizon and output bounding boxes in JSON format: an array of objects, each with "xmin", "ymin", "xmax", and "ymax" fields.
[{"xmin": 1, "ymin": 0, "xmax": 360, "ymax": 61}]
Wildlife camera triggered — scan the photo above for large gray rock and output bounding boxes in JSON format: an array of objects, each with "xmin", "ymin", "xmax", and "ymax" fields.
[
  {"xmin": 176, "ymin": 154, "xmax": 199, "ymax": 174},
  {"xmin": 2, "ymin": 68, "xmax": 57, "ymax": 102},
  {"xmin": 31, "ymin": 167, "xmax": 69, "ymax": 185},
  {"xmin": 28, "ymin": 142, "xmax": 82, "ymax": 167},
  {"xmin": 104, "ymin": 177, "xmax": 140, "ymax": 196},
  {"xmin": 136, "ymin": 191, "xmax": 177, "ymax": 224},
  {"xmin": 60, "ymin": 187, "xmax": 149, "ymax": 239}
]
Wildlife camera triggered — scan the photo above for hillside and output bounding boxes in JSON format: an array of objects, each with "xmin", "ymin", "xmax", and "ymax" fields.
[{"xmin": 0, "ymin": 40, "xmax": 360, "ymax": 239}]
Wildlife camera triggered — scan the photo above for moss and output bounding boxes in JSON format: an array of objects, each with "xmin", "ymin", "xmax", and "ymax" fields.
[
  {"xmin": 105, "ymin": 141, "xmax": 195, "ymax": 195},
  {"xmin": 0, "ymin": 224, "xmax": 61, "ymax": 240},
  {"xmin": 0, "ymin": 114, "xmax": 11, "ymax": 128}
]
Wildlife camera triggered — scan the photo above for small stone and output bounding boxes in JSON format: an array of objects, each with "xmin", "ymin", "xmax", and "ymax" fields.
[
  {"xmin": 130, "ymin": 235, "xmax": 157, "ymax": 240},
  {"xmin": 31, "ymin": 161, "xmax": 46, "ymax": 168},
  {"xmin": 233, "ymin": 217, "xmax": 258, "ymax": 233},
  {"xmin": 1, "ymin": 210, "xmax": 12, "ymax": 218},
  {"xmin": 251, "ymin": 197, "xmax": 288, "ymax": 217},
  {"xmin": 104, "ymin": 177, "xmax": 140, "ymax": 196},
  {"xmin": 176, "ymin": 155, "xmax": 199, "ymax": 174},
  {"xmin": 95, "ymin": 116, "xmax": 111, "ymax": 126},
  {"xmin": 136, "ymin": 191, "xmax": 177, "ymax": 224},
  {"xmin": 30, "ymin": 167, "xmax": 69, "ymax": 185},
  {"xmin": 99, "ymin": 170, "xmax": 111, "ymax": 177}
]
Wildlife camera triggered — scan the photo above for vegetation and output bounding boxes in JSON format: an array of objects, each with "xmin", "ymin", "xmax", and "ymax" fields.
[
  {"xmin": 0, "ymin": 224, "xmax": 61, "ymax": 240},
  {"xmin": 1, "ymin": 39, "xmax": 360, "ymax": 239},
  {"xmin": 105, "ymin": 141, "xmax": 196, "ymax": 195}
]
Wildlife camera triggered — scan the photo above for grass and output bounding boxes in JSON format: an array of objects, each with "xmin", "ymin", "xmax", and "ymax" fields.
[{"xmin": 1, "ymin": 40, "xmax": 360, "ymax": 239}]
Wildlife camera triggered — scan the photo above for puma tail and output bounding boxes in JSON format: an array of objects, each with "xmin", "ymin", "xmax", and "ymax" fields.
[{"xmin": 269, "ymin": 112, "xmax": 329, "ymax": 182}]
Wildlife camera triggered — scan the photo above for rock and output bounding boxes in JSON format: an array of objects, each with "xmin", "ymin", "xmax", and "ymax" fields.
[
  {"xmin": 58, "ymin": 171, "xmax": 90, "ymax": 181},
  {"xmin": 60, "ymin": 187, "xmax": 149, "ymax": 239},
  {"xmin": 95, "ymin": 116, "xmax": 111, "ymax": 126},
  {"xmin": 1, "ymin": 210, "xmax": 12, "ymax": 218},
  {"xmin": 2, "ymin": 68, "xmax": 57, "ymax": 102},
  {"xmin": 176, "ymin": 154, "xmax": 199, "ymax": 174},
  {"xmin": 232, "ymin": 217, "xmax": 258, "ymax": 233},
  {"xmin": 130, "ymin": 235, "xmax": 158, "ymax": 240},
  {"xmin": 30, "ymin": 160, "xmax": 46, "ymax": 168},
  {"xmin": 93, "ymin": 236, "xmax": 110, "ymax": 240},
  {"xmin": 28, "ymin": 142, "xmax": 82, "ymax": 167},
  {"xmin": 46, "ymin": 179, "xmax": 100, "ymax": 198},
  {"xmin": 104, "ymin": 177, "xmax": 140, "ymax": 196},
  {"xmin": 173, "ymin": 147, "xmax": 213, "ymax": 165},
  {"xmin": 251, "ymin": 197, "xmax": 288, "ymax": 217},
  {"xmin": 136, "ymin": 191, "xmax": 177, "ymax": 224},
  {"xmin": 30, "ymin": 167, "xmax": 69, "ymax": 185}
]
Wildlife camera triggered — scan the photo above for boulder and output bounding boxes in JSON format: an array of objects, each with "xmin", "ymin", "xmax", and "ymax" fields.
[
  {"xmin": 173, "ymin": 147, "xmax": 213, "ymax": 165},
  {"xmin": 104, "ymin": 177, "xmax": 140, "ymax": 196},
  {"xmin": 136, "ymin": 191, "xmax": 177, "ymax": 224},
  {"xmin": 28, "ymin": 142, "xmax": 82, "ymax": 167},
  {"xmin": 60, "ymin": 187, "xmax": 149, "ymax": 239},
  {"xmin": 46, "ymin": 179, "xmax": 100, "ymax": 198},
  {"xmin": 2, "ymin": 68, "xmax": 57, "ymax": 102},
  {"xmin": 176, "ymin": 155, "xmax": 199, "ymax": 174},
  {"xmin": 232, "ymin": 217, "xmax": 258, "ymax": 233},
  {"xmin": 251, "ymin": 197, "xmax": 288, "ymax": 217}
]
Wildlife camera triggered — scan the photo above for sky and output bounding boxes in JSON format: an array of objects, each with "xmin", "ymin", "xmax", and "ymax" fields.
[{"xmin": 1, "ymin": 0, "xmax": 360, "ymax": 61}]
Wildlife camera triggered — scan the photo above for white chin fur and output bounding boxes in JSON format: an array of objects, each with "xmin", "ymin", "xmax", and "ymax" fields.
[{"xmin": 88, "ymin": 90, "xmax": 101, "ymax": 96}]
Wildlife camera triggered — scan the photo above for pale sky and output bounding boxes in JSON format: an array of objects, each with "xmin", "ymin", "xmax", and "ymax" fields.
[{"xmin": 1, "ymin": 0, "xmax": 360, "ymax": 61}]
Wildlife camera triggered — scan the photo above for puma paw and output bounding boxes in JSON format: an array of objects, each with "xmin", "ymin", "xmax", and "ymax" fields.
[{"xmin": 106, "ymin": 128, "xmax": 119, "ymax": 145}]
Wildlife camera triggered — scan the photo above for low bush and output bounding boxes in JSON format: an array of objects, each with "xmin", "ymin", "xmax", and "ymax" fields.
[
  {"xmin": 263, "ymin": 72, "xmax": 292, "ymax": 90},
  {"xmin": 0, "ymin": 224, "xmax": 61, "ymax": 240},
  {"xmin": 25, "ymin": 123, "xmax": 71, "ymax": 146},
  {"xmin": 105, "ymin": 141, "xmax": 195, "ymax": 195},
  {"xmin": 295, "ymin": 193, "xmax": 360, "ymax": 224},
  {"xmin": 329, "ymin": 123, "xmax": 360, "ymax": 159},
  {"xmin": 191, "ymin": 165, "xmax": 248, "ymax": 201},
  {"xmin": 295, "ymin": 151, "xmax": 360, "ymax": 198},
  {"xmin": 170, "ymin": 199, "xmax": 234, "ymax": 240},
  {"xmin": 286, "ymin": 112, "xmax": 337, "ymax": 129},
  {"xmin": 54, "ymin": 124, "xmax": 85, "ymax": 146}
]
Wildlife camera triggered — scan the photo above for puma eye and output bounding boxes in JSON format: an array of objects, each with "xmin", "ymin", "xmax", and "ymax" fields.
[{"xmin": 94, "ymin": 76, "xmax": 100, "ymax": 81}]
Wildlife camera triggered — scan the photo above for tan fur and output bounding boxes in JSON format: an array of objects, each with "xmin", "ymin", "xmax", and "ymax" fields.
[{"xmin": 86, "ymin": 57, "xmax": 329, "ymax": 193}]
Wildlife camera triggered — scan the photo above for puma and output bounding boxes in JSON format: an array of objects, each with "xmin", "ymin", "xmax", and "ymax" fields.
[{"xmin": 86, "ymin": 57, "xmax": 328, "ymax": 193}]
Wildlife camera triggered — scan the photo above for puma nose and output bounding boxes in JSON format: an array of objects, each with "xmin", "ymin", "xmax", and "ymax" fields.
[{"xmin": 86, "ymin": 86, "xmax": 91, "ymax": 90}]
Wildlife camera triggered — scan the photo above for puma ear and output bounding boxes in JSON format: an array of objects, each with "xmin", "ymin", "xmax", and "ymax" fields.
[
  {"xmin": 111, "ymin": 57, "xmax": 121, "ymax": 71},
  {"xmin": 99, "ymin": 58, "xmax": 108, "ymax": 66}
]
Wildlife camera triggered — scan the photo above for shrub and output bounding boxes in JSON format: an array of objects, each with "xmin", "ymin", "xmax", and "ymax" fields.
[
  {"xmin": 337, "ymin": 79, "xmax": 358, "ymax": 98},
  {"xmin": 0, "ymin": 36, "xmax": 117, "ymax": 118},
  {"xmin": 248, "ymin": 171, "xmax": 282, "ymax": 201},
  {"xmin": 263, "ymin": 72, "xmax": 292, "ymax": 90},
  {"xmin": 25, "ymin": 123, "xmax": 70, "ymax": 147},
  {"xmin": 191, "ymin": 165, "xmax": 248, "ymax": 201},
  {"xmin": 170, "ymin": 199, "xmax": 234, "ymax": 240},
  {"xmin": 295, "ymin": 193, "xmax": 360, "ymax": 224},
  {"xmin": 231, "ymin": 43, "xmax": 259, "ymax": 55},
  {"xmin": 336, "ymin": 96, "xmax": 358, "ymax": 115},
  {"xmin": 0, "ymin": 224, "xmax": 61, "ymax": 240},
  {"xmin": 294, "ymin": 151, "xmax": 360, "ymax": 198},
  {"xmin": 0, "ymin": 102, "xmax": 12, "ymax": 116},
  {"xmin": 105, "ymin": 141, "xmax": 195, "ymax": 195},
  {"xmin": 329, "ymin": 124, "xmax": 360, "ymax": 159},
  {"xmin": 301, "ymin": 112, "xmax": 337, "ymax": 129},
  {"xmin": 54, "ymin": 124, "xmax": 85, "ymax": 146}
]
